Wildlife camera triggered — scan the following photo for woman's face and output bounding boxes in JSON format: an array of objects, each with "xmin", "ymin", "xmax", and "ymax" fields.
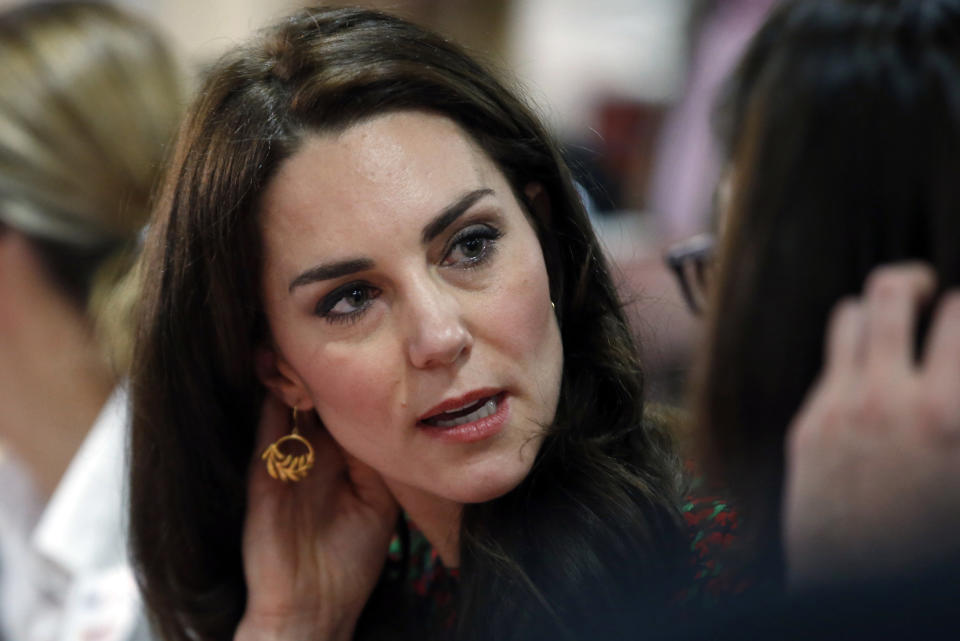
[{"xmin": 258, "ymin": 110, "xmax": 563, "ymax": 508}]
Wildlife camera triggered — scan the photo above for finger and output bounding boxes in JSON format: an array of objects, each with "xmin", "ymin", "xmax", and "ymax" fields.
[
  {"xmin": 244, "ymin": 399, "xmax": 345, "ymax": 546},
  {"xmin": 922, "ymin": 290, "xmax": 960, "ymax": 389},
  {"xmin": 242, "ymin": 395, "xmax": 294, "ymax": 570},
  {"xmin": 862, "ymin": 263, "xmax": 936, "ymax": 371},
  {"xmin": 822, "ymin": 297, "xmax": 865, "ymax": 377},
  {"xmin": 246, "ymin": 394, "xmax": 297, "ymax": 517}
]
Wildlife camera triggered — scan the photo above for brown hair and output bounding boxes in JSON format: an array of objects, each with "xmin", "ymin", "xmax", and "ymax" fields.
[{"xmin": 131, "ymin": 7, "xmax": 683, "ymax": 640}]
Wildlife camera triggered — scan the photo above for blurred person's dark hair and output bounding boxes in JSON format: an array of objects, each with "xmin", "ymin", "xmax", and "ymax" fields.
[{"xmin": 694, "ymin": 0, "xmax": 960, "ymax": 581}]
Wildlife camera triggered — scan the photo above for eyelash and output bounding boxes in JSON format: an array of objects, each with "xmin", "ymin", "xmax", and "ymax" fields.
[
  {"xmin": 314, "ymin": 223, "xmax": 503, "ymax": 325},
  {"xmin": 315, "ymin": 282, "xmax": 382, "ymax": 325},
  {"xmin": 442, "ymin": 224, "xmax": 502, "ymax": 269}
]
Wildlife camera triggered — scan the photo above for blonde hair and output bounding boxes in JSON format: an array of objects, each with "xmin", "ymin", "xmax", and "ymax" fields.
[{"xmin": 0, "ymin": 0, "xmax": 183, "ymax": 372}]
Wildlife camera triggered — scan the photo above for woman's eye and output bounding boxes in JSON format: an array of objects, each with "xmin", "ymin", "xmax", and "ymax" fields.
[
  {"xmin": 460, "ymin": 237, "xmax": 485, "ymax": 259},
  {"xmin": 443, "ymin": 225, "xmax": 502, "ymax": 267},
  {"xmin": 316, "ymin": 283, "xmax": 381, "ymax": 323}
]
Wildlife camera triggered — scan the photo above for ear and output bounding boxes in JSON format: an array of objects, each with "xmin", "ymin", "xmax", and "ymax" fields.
[
  {"xmin": 254, "ymin": 345, "xmax": 314, "ymax": 410},
  {"xmin": 523, "ymin": 182, "xmax": 552, "ymax": 225}
]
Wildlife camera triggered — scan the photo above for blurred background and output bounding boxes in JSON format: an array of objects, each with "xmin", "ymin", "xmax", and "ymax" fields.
[{"xmin": 0, "ymin": 0, "xmax": 775, "ymax": 402}]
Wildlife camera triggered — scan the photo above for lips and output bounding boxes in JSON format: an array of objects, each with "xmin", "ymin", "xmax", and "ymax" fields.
[
  {"xmin": 418, "ymin": 389, "xmax": 503, "ymax": 427},
  {"xmin": 417, "ymin": 391, "xmax": 509, "ymax": 444},
  {"xmin": 421, "ymin": 395, "xmax": 499, "ymax": 428}
]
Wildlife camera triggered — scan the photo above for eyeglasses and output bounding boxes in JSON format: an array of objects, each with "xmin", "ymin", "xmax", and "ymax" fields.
[{"xmin": 664, "ymin": 233, "xmax": 715, "ymax": 315}]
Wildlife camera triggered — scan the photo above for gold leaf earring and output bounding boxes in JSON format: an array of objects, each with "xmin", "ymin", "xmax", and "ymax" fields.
[{"xmin": 261, "ymin": 407, "xmax": 315, "ymax": 482}]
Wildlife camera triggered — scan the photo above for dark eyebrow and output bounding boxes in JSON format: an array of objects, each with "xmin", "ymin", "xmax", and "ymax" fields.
[
  {"xmin": 288, "ymin": 257, "xmax": 374, "ymax": 293},
  {"xmin": 421, "ymin": 188, "xmax": 495, "ymax": 244},
  {"xmin": 287, "ymin": 189, "xmax": 493, "ymax": 293}
]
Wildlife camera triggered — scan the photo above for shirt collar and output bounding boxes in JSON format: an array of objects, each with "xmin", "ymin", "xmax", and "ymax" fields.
[{"xmin": 32, "ymin": 387, "xmax": 129, "ymax": 577}]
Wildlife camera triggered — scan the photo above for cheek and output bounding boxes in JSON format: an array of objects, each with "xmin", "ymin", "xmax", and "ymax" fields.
[
  {"xmin": 485, "ymin": 250, "xmax": 558, "ymax": 363},
  {"xmin": 295, "ymin": 340, "xmax": 403, "ymax": 435}
]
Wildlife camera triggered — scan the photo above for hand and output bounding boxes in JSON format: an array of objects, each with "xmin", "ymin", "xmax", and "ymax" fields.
[
  {"xmin": 783, "ymin": 263, "xmax": 960, "ymax": 589},
  {"xmin": 235, "ymin": 395, "xmax": 399, "ymax": 641}
]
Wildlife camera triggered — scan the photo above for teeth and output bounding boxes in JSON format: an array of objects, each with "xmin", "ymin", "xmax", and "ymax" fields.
[
  {"xmin": 432, "ymin": 398, "xmax": 497, "ymax": 428},
  {"xmin": 442, "ymin": 400, "xmax": 476, "ymax": 414}
]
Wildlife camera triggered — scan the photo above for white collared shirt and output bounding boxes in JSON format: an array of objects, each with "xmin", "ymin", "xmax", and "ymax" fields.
[{"xmin": 0, "ymin": 388, "xmax": 151, "ymax": 641}]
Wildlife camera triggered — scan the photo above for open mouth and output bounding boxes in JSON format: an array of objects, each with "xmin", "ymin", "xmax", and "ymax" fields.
[{"xmin": 420, "ymin": 393, "xmax": 502, "ymax": 428}]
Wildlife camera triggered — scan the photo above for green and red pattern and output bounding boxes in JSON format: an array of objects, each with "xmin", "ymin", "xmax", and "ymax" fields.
[
  {"xmin": 678, "ymin": 491, "xmax": 751, "ymax": 606},
  {"xmin": 389, "ymin": 484, "xmax": 747, "ymax": 632},
  {"xmin": 388, "ymin": 521, "xmax": 458, "ymax": 631}
]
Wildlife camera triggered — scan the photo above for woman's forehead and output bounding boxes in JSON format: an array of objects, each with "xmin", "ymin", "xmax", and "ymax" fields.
[
  {"xmin": 261, "ymin": 112, "xmax": 504, "ymax": 229},
  {"xmin": 255, "ymin": 110, "xmax": 526, "ymax": 284}
]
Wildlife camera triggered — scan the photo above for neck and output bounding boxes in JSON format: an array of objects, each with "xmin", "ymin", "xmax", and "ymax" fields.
[
  {"xmin": 0, "ymin": 233, "xmax": 115, "ymax": 499},
  {"xmin": 386, "ymin": 480, "xmax": 463, "ymax": 568}
]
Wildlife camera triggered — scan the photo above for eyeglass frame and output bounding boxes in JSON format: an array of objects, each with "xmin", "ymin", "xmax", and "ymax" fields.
[{"xmin": 664, "ymin": 232, "xmax": 716, "ymax": 315}]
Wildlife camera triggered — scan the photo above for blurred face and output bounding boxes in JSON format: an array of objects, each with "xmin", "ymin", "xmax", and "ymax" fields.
[{"xmin": 259, "ymin": 111, "xmax": 563, "ymax": 508}]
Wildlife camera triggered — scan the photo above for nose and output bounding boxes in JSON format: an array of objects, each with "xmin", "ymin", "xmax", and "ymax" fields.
[{"xmin": 405, "ymin": 279, "xmax": 472, "ymax": 369}]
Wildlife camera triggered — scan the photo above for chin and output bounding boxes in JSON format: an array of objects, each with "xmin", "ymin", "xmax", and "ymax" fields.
[
  {"xmin": 444, "ymin": 464, "xmax": 533, "ymax": 505},
  {"xmin": 423, "ymin": 430, "xmax": 545, "ymax": 504}
]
